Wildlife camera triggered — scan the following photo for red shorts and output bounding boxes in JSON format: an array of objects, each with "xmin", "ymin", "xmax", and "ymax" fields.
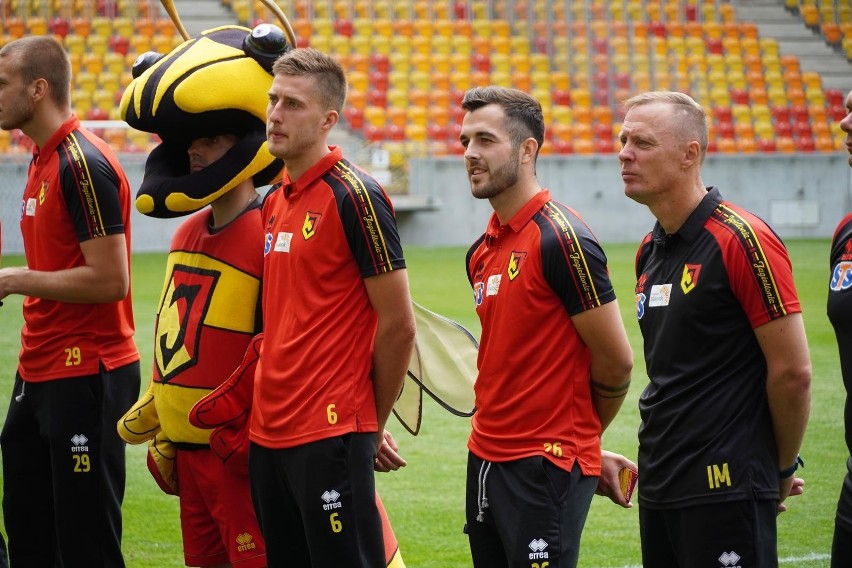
[{"xmin": 177, "ymin": 449, "xmax": 266, "ymax": 567}]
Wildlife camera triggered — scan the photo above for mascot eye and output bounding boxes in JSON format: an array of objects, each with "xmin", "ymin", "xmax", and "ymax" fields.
[
  {"xmin": 243, "ymin": 23, "xmax": 291, "ymax": 74},
  {"xmin": 132, "ymin": 51, "xmax": 165, "ymax": 78}
]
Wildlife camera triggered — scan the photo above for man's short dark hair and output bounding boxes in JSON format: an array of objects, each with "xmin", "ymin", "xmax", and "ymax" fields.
[{"xmin": 461, "ymin": 86, "xmax": 545, "ymax": 155}]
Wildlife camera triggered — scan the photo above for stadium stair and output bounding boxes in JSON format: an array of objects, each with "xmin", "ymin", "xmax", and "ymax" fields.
[{"xmin": 738, "ymin": 0, "xmax": 851, "ymax": 91}]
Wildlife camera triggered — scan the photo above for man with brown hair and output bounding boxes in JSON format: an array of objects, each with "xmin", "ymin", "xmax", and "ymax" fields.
[
  {"xmin": 252, "ymin": 47, "xmax": 415, "ymax": 567},
  {"xmin": 0, "ymin": 35, "xmax": 140, "ymax": 567},
  {"xmin": 459, "ymin": 85, "xmax": 634, "ymax": 568}
]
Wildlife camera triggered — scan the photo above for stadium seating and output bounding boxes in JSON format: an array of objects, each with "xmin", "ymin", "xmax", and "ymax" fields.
[{"xmin": 0, "ymin": 0, "xmax": 846, "ymax": 156}]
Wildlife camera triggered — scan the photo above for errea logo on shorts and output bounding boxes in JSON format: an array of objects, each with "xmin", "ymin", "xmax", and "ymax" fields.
[
  {"xmin": 718, "ymin": 550, "xmax": 742, "ymax": 567},
  {"xmin": 528, "ymin": 538, "xmax": 549, "ymax": 560},
  {"xmin": 71, "ymin": 433, "xmax": 89, "ymax": 453},
  {"xmin": 321, "ymin": 489, "xmax": 342, "ymax": 511},
  {"xmin": 235, "ymin": 532, "xmax": 256, "ymax": 552}
]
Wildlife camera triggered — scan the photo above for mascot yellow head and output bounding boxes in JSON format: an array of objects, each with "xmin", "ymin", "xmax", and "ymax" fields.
[{"xmin": 120, "ymin": 16, "xmax": 293, "ymax": 218}]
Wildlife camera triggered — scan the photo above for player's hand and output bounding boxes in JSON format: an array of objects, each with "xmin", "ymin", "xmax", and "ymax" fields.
[
  {"xmin": 374, "ymin": 430, "xmax": 407, "ymax": 472},
  {"xmin": 595, "ymin": 450, "xmax": 636, "ymax": 508},
  {"xmin": 777, "ymin": 476, "xmax": 804, "ymax": 514},
  {"xmin": 0, "ymin": 266, "xmax": 27, "ymax": 305}
]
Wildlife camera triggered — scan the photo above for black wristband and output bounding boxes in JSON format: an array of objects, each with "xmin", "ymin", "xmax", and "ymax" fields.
[{"xmin": 779, "ymin": 455, "xmax": 804, "ymax": 479}]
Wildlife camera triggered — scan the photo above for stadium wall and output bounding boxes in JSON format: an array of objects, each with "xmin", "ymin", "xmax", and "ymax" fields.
[
  {"xmin": 401, "ymin": 153, "xmax": 852, "ymax": 246},
  {"xmin": 0, "ymin": 153, "xmax": 850, "ymax": 255}
]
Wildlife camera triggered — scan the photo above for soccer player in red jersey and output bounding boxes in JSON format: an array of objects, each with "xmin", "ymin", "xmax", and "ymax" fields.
[
  {"xmin": 621, "ymin": 91, "xmax": 811, "ymax": 567},
  {"xmin": 0, "ymin": 36, "xmax": 141, "ymax": 567},
  {"xmin": 252, "ymin": 47, "xmax": 415, "ymax": 567},
  {"xmin": 830, "ymin": 87, "xmax": 852, "ymax": 567},
  {"xmin": 459, "ymin": 86, "xmax": 634, "ymax": 568}
]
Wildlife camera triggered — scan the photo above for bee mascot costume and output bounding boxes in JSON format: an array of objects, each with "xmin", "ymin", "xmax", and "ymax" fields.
[{"xmin": 115, "ymin": 2, "xmax": 414, "ymax": 565}]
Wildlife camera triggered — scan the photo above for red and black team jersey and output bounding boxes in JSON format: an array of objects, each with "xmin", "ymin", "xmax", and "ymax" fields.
[
  {"xmin": 18, "ymin": 115, "xmax": 138, "ymax": 382},
  {"xmin": 152, "ymin": 204, "xmax": 263, "ymax": 444},
  {"xmin": 252, "ymin": 146, "xmax": 406, "ymax": 449},
  {"xmin": 829, "ymin": 212, "xmax": 852, "ymax": 529},
  {"xmin": 465, "ymin": 190, "xmax": 616, "ymax": 475},
  {"xmin": 635, "ymin": 187, "xmax": 801, "ymax": 509}
]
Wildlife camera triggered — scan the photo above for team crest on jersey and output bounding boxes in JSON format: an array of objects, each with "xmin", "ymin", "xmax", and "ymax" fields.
[
  {"xmin": 473, "ymin": 281, "xmax": 484, "ymax": 306},
  {"xmin": 303, "ymin": 211, "xmax": 322, "ymax": 240},
  {"xmin": 681, "ymin": 263, "xmax": 701, "ymax": 294},
  {"xmin": 38, "ymin": 180, "xmax": 48, "ymax": 205},
  {"xmin": 155, "ymin": 265, "xmax": 217, "ymax": 381},
  {"xmin": 507, "ymin": 250, "xmax": 527, "ymax": 281},
  {"xmin": 831, "ymin": 261, "xmax": 852, "ymax": 292}
]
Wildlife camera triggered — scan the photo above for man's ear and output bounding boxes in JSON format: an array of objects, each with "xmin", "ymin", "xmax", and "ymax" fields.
[
  {"xmin": 520, "ymin": 136, "xmax": 538, "ymax": 165},
  {"xmin": 682, "ymin": 140, "xmax": 701, "ymax": 168},
  {"xmin": 30, "ymin": 78, "xmax": 48, "ymax": 103},
  {"xmin": 321, "ymin": 109, "xmax": 339, "ymax": 132}
]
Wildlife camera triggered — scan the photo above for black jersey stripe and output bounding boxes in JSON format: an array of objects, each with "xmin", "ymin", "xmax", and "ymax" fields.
[
  {"xmin": 326, "ymin": 160, "xmax": 395, "ymax": 274},
  {"xmin": 538, "ymin": 201, "xmax": 603, "ymax": 310},
  {"xmin": 710, "ymin": 204, "xmax": 789, "ymax": 318},
  {"xmin": 60, "ymin": 131, "xmax": 107, "ymax": 238}
]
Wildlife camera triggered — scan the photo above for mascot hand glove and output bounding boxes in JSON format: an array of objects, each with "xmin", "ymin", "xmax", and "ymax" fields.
[
  {"xmin": 189, "ymin": 333, "xmax": 262, "ymax": 476},
  {"xmin": 147, "ymin": 431, "xmax": 179, "ymax": 495},
  {"xmin": 118, "ymin": 381, "xmax": 181, "ymax": 495},
  {"xmin": 117, "ymin": 381, "xmax": 161, "ymax": 444}
]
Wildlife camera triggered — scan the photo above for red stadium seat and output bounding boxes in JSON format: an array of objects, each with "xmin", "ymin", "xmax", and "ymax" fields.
[
  {"xmin": 756, "ymin": 138, "xmax": 777, "ymax": 152},
  {"xmin": 795, "ymin": 135, "xmax": 815, "ymax": 152}
]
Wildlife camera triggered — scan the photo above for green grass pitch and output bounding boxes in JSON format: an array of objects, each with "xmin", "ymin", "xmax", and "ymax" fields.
[{"xmin": 0, "ymin": 239, "xmax": 843, "ymax": 567}]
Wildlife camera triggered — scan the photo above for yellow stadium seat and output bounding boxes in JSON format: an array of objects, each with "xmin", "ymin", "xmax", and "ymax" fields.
[
  {"xmin": 91, "ymin": 16, "xmax": 110, "ymax": 37},
  {"xmin": 71, "ymin": 88, "xmax": 93, "ymax": 116},
  {"xmin": 63, "ymin": 34, "xmax": 86, "ymax": 56},
  {"xmin": 92, "ymin": 89, "xmax": 115, "ymax": 114},
  {"xmin": 86, "ymin": 35, "xmax": 108, "ymax": 56},
  {"xmin": 82, "ymin": 52, "xmax": 105, "ymax": 75},
  {"xmin": 113, "ymin": 17, "xmax": 133, "ymax": 39},
  {"xmin": 75, "ymin": 71, "xmax": 97, "ymax": 94},
  {"xmin": 98, "ymin": 71, "xmax": 121, "ymax": 94}
]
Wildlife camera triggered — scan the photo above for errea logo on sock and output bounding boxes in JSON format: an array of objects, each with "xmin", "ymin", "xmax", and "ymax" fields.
[{"xmin": 719, "ymin": 551, "xmax": 742, "ymax": 567}]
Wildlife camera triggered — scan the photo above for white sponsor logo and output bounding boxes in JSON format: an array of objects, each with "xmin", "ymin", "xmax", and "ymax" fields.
[
  {"xmin": 25, "ymin": 198, "xmax": 37, "ymax": 216},
  {"xmin": 274, "ymin": 231, "xmax": 293, "ymax": 253},
  {"xmin": 648, "ymin": 283, "xmax": 672, "ymax": 307},
  {"xmin": 486, "ymin": 274, "xmax": 501, "ymax": 296}
]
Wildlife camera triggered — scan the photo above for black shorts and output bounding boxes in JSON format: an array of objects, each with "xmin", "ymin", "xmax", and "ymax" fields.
[
  {"xmin": 464, "ymin": 452, "xmax": 598, "ymax": 568},
  {"xmin": 640, "ymin": 500, "xmax": 778, "ymax": 568},
  {"xmin": 249, "ymin": 432, "xmax": 384, "ymax": 568},
  {"xmin": 1, "ymin": 362, "xmax": 141, "ymax": 567},
  {"xmin": 833, "ymin": 459, "xmax": 852, "ymax": 567}
]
